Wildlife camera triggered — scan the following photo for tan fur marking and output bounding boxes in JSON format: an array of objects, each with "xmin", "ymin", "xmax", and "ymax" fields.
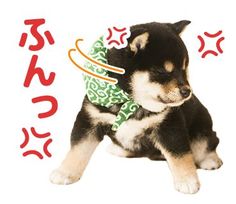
[
  {"xmin": 162, "ymin": 151, "xmax": 197, "ymax": 180},
  {"xmin": 190, "ymin": 139, "xmax": 208, "ymax": 164},
  {"xmin": 62, "ymin": 139, "xmax": 98, "ymax": 174},
  {"xmin": 156, "ymin": 143, "xmax": 200, "ymax": 194},
  {"xmin": 183, "ymin": 58, "xmax": 187, "ymax": 70},
  {"xmin": 164, "ymin": 61, "xmax": 174, "ymax": 72},
  {"xmin": 162, "ymin": 79, "xmax": 178, "ymax": 94}
]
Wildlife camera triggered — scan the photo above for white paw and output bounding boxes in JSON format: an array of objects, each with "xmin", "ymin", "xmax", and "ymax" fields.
[
  {"xmin": 199, "ymin": 157, "xmax": 223, "ymax": 170},
  {"xmin": 50, "ymin": 169, "xmax": 81, "ymax": 185},
  {"xmin": 199, "ymin": 153, "xmax": 223, "ymax": 170},
  {"xmin": 174, "ymin": 176, "xmax": 200, "ymax": 194}
]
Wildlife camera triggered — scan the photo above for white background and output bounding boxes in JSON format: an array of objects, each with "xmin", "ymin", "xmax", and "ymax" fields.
[{"xmin": 1, "ymin": 0, "xmax": 236, "ymax": 203}]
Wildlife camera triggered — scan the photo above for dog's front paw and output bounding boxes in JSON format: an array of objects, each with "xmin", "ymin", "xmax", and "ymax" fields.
[
  {"xmin": 199, "ymin": 152, "xmax": 223, "ymax": 170},
  {"xmin": 50, "ymin": 168, "xmax": 81, "ymax": 185},
  {"xmin": 174, "ymin": 176, "xmax": 200, "ymax": 194}
]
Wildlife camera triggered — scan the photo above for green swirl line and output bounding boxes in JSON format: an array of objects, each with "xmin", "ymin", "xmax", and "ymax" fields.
[{"xmin": 84, "ymin": 36, "xmax": 140, "ymax": 131}]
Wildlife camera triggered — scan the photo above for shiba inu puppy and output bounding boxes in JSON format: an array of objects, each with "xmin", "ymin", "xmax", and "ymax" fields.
[{"xmin": 50, "ymin": 20, "xmax": 222, "ymax": 194}]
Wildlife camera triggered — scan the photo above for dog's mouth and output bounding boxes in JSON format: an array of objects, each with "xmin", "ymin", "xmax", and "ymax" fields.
[
  {"xmin": 157, "ymin": 95, "xmax": 191, "ymax": 107},
  {"xmin": 158, "ymin": 96, "xmax": 171, "ymax": 104}
]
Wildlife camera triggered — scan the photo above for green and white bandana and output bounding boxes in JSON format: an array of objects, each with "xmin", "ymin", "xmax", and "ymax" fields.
[{"xmin": 84, "ymin": 37, "xmax": 139, "ymax": 131}]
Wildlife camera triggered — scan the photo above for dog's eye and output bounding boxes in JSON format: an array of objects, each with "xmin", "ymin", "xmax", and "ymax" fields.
[{"xmin": 150, "ymin": 67, "xmax": 172, "ymax": 83}]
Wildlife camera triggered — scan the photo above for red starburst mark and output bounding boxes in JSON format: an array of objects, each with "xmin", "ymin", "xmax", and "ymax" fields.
[
  {"xmin": 197, "ymin": 30, "xmax": 225, "ymax": 58},
  {"xmin": 20, "ymin": 127, "xmax": 52, "ymax": 159},
  {"xmin": 104, "ymin": 26, "xmax": 131, "ymax": 49}
]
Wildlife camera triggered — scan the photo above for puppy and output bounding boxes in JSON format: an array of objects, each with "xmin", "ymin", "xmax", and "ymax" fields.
[{"xmin": 50, "ymin": 20, "xmax": 222, "ymax": 194}]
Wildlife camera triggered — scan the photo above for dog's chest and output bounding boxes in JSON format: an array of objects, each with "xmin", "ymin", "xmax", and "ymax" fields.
[{"xmin": 114, "ymin": 110, "xmax": 168, "ymax": 151}]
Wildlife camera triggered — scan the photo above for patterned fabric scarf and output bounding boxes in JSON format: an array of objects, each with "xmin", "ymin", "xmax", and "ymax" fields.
[{"xmin": 84, "ymin": 37, "xmax": 139, "ymax": 131}]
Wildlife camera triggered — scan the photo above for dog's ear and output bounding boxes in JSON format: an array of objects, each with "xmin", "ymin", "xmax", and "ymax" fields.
[
  {"xmin": 169, "ymin": 20, "xmax": 191, "ymax": 35},
  {"xmin": 129, "ymin": 30, "xmax": 149, "ymax": 54}
]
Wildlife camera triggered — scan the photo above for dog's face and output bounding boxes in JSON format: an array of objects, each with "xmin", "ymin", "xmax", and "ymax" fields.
[{"xmin": 108, "ymin": 20, "xmax": 192, "ymax": 112}]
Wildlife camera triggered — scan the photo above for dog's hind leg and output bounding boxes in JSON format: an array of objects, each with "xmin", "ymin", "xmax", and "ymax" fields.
[
  {"xmin": 50, "ymin": 109, "xmax": 104, "ymax": 185},
  {"xmin": 191, "ymin": 132, "xmax": 223, "ymax": 170}
]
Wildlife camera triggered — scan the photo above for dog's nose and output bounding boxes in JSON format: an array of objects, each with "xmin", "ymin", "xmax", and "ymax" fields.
[{"xmin": 180, "ymin": 86, "xmax": 191, "ymax": 98}]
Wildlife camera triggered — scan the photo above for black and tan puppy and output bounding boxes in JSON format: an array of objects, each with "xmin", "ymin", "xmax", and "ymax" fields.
[{"xmin": 50, "ymin": 21, "xmax": 222, "ymax": 194}]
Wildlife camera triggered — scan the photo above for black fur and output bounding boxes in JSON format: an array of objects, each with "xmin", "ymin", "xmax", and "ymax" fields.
[{"xmin": 70, "ymin": 21, "xmax": 219, "ymax": 159}]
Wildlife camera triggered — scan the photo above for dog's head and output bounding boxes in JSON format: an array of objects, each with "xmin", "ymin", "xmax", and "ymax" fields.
[{"xmin": 108, "ymin": 20, "xmax": 191, "ymax": 112}]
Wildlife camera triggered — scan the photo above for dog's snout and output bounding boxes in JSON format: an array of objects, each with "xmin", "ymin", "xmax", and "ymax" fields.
[{"xmin": 180, "ymin": 86, "xmax": 191, "ymax": 98}]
